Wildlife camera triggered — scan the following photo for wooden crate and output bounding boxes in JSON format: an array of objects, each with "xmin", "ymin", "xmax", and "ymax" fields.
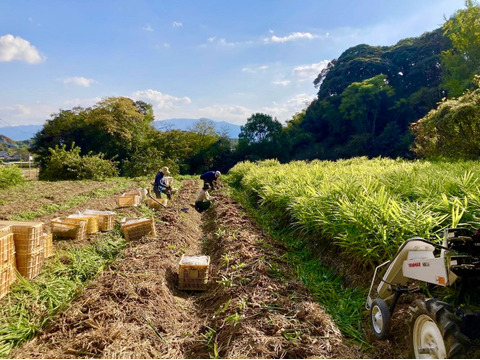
[
  {"xmin": 83, "ymin": 210, "xmax": 116, "ymax": 232},
  {"xmin": 178, "ymin": 255, "xmax": 210, "ymax": 291},
  {"xmin": 51, "ymin": 218, "xmax": 87, "ymax": 241},
  {"xmin": 0, "ymin": 231, "xmax": 15, "ymax": 269},
  {"xmin": 0, "ymin": 225, "xmax": 11, "ymax": 238},
  {"xmin": 116, "ymin": 194, "xmax": 141, "ymax": 207},
  {"xmin": 147, "ymin": 198, "xmax": 167, "ymax": 209},
  {"xmin": 121, "ymin": 218, "xmax": 156, "ymax": 242},
  {"xmin": 42, "ymin": 233, "xmax": 54, "ymax": 258},
  {"xmin": 67, "ymin": 214, "xmax": 99, "ymax": 234},
  {"xmin": 0, "ymin": 221, "xmax": 44, "ymax": 254},
  {"xmin": 16, "ymin": 248, "xmax": 44, "ymax": 279}
]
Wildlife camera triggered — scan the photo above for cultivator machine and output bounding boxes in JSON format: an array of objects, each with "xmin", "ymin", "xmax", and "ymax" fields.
[{"xmin": 366, "ymin": 227, "xmax": 480, "ymax": 358}]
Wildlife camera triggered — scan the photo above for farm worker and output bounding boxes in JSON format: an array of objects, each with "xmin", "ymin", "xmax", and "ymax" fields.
[
  {"xmin": 153, "ymin": 166, "xmax": 172, "ymax": 199},
  {"xmin": 200, "ymin": 170, "xmax": 221, "ymax": 190},
  {"xmin": 195, "ymin": 183, "xmax": 214, "ymax": 212}
]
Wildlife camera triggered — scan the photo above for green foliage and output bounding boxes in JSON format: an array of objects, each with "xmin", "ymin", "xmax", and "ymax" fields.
[
  {"xmin": 31, "ymin": 97, "xmax": 157, "ymax": 175},
  {"xmin": 0, "ymin": 166, "xmax": 25, "ymax": 189},
  {"xmin": 442, "ymin": 0, "xmax": 480, "ymax": 97},
  {"xmin": 411, "ymin": 75, "xmax": 480, "ymax": 158},
  {"xmin": 228, "ymin": 158, "xmax": 480, "ymax": 266},
  {"xmin": 39, "ymin": 144, "xmax": 118, "ymax": 181}
]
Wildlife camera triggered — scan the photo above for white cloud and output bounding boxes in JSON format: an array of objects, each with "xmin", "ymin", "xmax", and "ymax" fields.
[
  {"xmin": 265, "ymin": 32, "xmax": 317, "ymax": 44},
  {"xmin": 142, "ymin": 24, "xmax": 154, "ymax": 32},
  {"xmin": 293, "ymin": 60, "xmax": 330, "ymax": 82},
  {"xmin": 62, "ymin": 76, "xmax": 96, "ymax": 87},
  {"xmin": 0, "ymin": 34, "xmax": 44, "ymax": 64},
  {"xmin": 242, "ymin": 65, "xmax": 269, "ymax": 73},
  {"xmin": 173, "ymin": 21, "xmax": 183, "ymax": 28},
  {"xmin": 202, "ymin": 36, "xmax": 253, "ymax": 48},
  {"xmin": 132, "ymin": 89, "xmax": 191, "ymax": 111},
  {"xmin": 272, "ymin": 80, "xmax": 291, "ymax": 86},
  {"xmin": 0, "ymin": 102, "xmax": 55, "ymax": 125},
  {"xmin": 260, "ymin": 93, "xmax": 315, "ymax": 122}
]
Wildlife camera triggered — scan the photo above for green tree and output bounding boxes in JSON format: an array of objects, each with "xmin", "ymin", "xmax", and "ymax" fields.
[
  {"xmin": 238, "ymin": 113, "xmax": 282, "ymax": 144},
  {"xmin": 442, "ymin": 0, "xmax": 480, "ymax": 97},
  {"xmin": 411, "ymin": 75, "xmax": 480, "ymax": 158},
  {"xmin": 339, "ymin": 74, "xmax": 395, "ymax": 135}
]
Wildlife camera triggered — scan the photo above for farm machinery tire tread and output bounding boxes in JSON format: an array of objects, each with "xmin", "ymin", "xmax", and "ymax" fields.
[{"xmin": 411, "ymin": 298, "xmax": 469, "ymax": 358}]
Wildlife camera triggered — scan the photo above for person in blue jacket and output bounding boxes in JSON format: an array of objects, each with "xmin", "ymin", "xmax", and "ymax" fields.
[
  {"xmin": 153, "ymin": 166, "xmax": 171, "ymax": 199},
  {"xmin": 200, "ymin": 170, "xmax": 221, "ymax": 190}
]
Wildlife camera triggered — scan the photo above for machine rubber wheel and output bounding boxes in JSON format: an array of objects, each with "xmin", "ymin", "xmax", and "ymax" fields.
[
  {"xmin": 370, "ymin": 298, "xmax": 391, "ymax": 340},
  {"xmin": 411, "ymin": 298, "xmax": 469, "ymax": 359}
]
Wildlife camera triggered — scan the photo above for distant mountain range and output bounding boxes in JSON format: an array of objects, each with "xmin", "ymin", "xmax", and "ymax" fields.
[
  {"xmin": 0, "ymin": 125, "xmax": 43, "ymax": 141},
  {"xmin": 0, "ymin": 118, "xmax": 241, "ymax": 141},
  {"xmin": 153, "ymin": 118, "xmax": 241, "ymax": 138}
]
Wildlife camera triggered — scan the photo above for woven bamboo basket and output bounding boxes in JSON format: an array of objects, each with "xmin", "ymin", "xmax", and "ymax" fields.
[
  {"xmin": 51, "ymin": 218, "xmax": 88, "ymax": 241},
  {"xmin": 0, "ymin": 221, "xmax": 44, "ymax": 254},
  {"xmin": 42, "ymin": 233, "xmax": 54, "ymax": 258},
  {"xmin": 178, "ymin": 255, "xmax": 210, "ymax": 291},
  {"xmin": 116, "ymin": 193, "xmax": 141, "ymax": 207},
  {"xmin": 121, "ymin": 218, "xmax": 156, "ymax": 242},
  {"xmin": 0, "ymin": 231, "xmax": 15, "ymax": 269},
  {"xmin": 0, "ymin": 225, "xmax": 11, "ymax": 238},
  {"xmin": 147, "ymin": 198, "xmax": 167, "ymax": 209},
  {"xmin": 83, "ymin": 210, "xmax": 116, "ymax": 231},
  {"xmin": 67, "ymin": 214, "xmax": 99, "ymax": 234},
  {"xmin": 125, "ymin": 188, "xmax": 147, "ymax": 201},
  {"xmin": 0, "ymin": 265, "xmax": 11, "ymax": 300},
  {"xmin": 16, "ymin": 247, "xmax": 44, "ymax": 279}
]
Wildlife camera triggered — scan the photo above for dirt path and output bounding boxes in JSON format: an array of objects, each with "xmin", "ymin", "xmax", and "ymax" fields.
[{"xmin": 10, "ymin": 182, "xmax": 360, "ymax": 359}]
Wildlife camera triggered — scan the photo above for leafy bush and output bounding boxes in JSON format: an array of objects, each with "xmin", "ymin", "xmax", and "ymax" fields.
[
  {"xmin": 0, "ymin": 166, "xmax": 25, "ymax": 189},
  {"xmin": 40, "ymin": 145, "xmax": 118, "ymax": 181}
]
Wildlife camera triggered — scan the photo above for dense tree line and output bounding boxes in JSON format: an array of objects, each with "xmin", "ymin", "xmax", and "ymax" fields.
[{"xmin": 31, "ymin": 2, "xmax": 480, "ymax": 179}]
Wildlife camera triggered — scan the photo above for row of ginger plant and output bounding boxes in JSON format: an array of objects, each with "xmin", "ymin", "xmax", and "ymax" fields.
[{"xmin": 228, "ymin": 157, "xmax": 480, "ymax": 269}]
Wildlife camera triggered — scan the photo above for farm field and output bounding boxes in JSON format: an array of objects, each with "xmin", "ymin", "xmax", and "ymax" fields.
[{"xmin": 0, "ymin": 177, "xmax": 371, "ymax": 358}]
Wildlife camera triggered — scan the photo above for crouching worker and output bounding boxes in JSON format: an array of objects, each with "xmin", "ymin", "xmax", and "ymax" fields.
[
  {"xmin": 200, "ymin": 170, "xmax": 221, "ymax": 190},
  {"xmin": 153, "ymin": 166, "xmax": 172, "ymax": 200},
  {"xmin": 195, "ymin": 183, "xmax": 214, "ymax": 212}
]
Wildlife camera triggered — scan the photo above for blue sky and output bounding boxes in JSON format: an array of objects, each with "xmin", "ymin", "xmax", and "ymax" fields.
[{"xmin": 0, "ymin": 0, "xmax": 466, "ymax": 127}]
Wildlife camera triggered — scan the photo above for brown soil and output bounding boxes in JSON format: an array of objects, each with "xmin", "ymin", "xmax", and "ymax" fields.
[{"xmin": 10, "ymin": 181, "xmax": 361, "ymax": 359}]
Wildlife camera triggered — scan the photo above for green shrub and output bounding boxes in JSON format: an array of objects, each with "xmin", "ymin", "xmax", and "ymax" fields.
[
  {"xmin": 39, "ymin": 144, "xmax": 118, "ymax": 181},
  {"xmin": 0, "ymin": 166, "xmax": 25, "ymax": 189}
]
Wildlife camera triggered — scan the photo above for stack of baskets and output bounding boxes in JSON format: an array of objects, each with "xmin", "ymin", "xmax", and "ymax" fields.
[
  {"xmin": 83, "ymin": 210, "xmax": 116, "ymax": 232},
  {"xmin": 0, "ymin": 221, "xmax": 45, "ymax": 280},
  {"xmin": 0, "ymin": 225, "xmax": 15, "ymax": 299},
  {"xmin": 121, "ymin": 217, "xmax": 156, "ymax": 242},
  {"xmin": 178, "ymin": 255, "xmax": 211, "ymax": 291},
  {"xmin": 42, "ymin": 233, "xmax": 54, "ymax": 258},
  {"xmin": 67, "ymin": 214, "xmax": 99, "ymax": 234},
  {"xmin": 51, "ymin": 217, "xmax": 87, "ymax": 241}
]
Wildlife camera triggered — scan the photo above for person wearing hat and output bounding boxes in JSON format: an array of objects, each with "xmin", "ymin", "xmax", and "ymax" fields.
[
  {"xmin": 200, "ymin": 170, "xmax": 221, "ymax": 190},
  {"xmin": 153, "ymin": 166, "xmax": 172, "ymax": 199},
  {"xmin": 195, "ymin": 183, "xmax": 214, "ymax": 212}
]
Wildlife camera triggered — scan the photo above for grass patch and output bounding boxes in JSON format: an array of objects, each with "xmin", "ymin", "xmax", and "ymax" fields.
[
  {"xmin": 11, "ymin": 178, "xmax": 134, "ymax": 221},
  {"xmin": 0, "ymin": 227, "xmax": 126, "ymax": 357}
]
